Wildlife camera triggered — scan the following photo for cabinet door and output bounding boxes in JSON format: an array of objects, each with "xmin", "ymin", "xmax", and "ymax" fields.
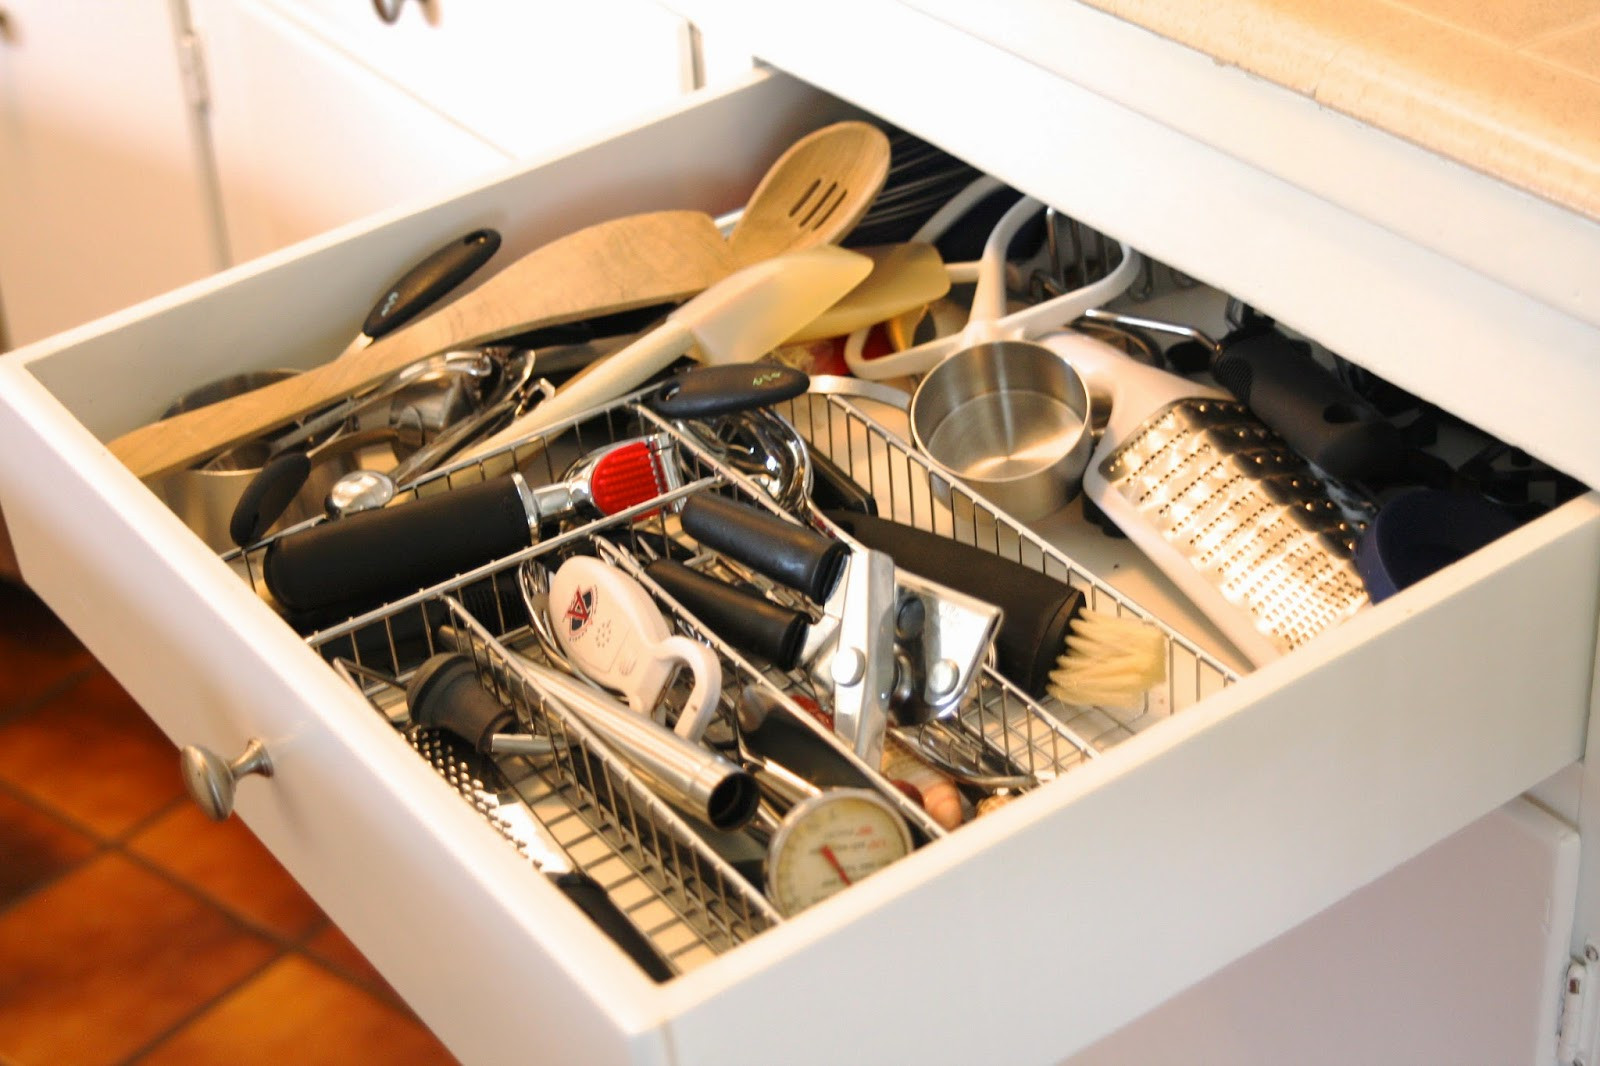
[
  {"xmin": 187, "ymin": 0, "xmax": 511, "ymax": 265},
  {"xmin": 269, "ymin": 0, "xmax": 698, "ymax": 158},
  {"xmin": 0, "ymin": 0, "xmax": 221, "ymax": 347}
]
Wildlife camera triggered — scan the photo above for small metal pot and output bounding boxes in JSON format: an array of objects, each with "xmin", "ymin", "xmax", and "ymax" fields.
[
  {"xmin": 146, "ymin": 371, "xmax": 369, "ymax": 552},
  {"xmin": 908, "ymin": 340, "xmax": 1093, "ymax": 522}
]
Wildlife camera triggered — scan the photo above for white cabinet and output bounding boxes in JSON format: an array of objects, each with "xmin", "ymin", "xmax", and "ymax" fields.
[
  {"xmin": 266, "ymin": 0, "xmax": 700, "ymax": 159},
  {"xmin": 1, "ymin": 0, "xmax": 723, "ymax": 342},
  {"xmin": 186, "ymin": 0, "xmax": 512, "ymax": 265},
  {"xmin": 189, "ymin": 0, "xmax": 704, "ymax": 266},
  {"xmin": 0, "ymin": 0, "xmax": 222, "ymax": 347},
  {"xmin": 2, "ymin": 2, "xmax": 1599, "ymax": 1061}
]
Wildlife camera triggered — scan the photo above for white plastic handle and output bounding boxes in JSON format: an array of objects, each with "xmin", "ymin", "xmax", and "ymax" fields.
[
  {"xmin": 457, "ymin": 319, "xmax": 694, "ymax": 463},
  {"xmin": 549, "ymin": 556, "xmax": 724, "ymax": 741},
  {"xmin": 844, "ymin": 195, "xmax": 1144, "ymax": 380},
  {"xmin": 654, "ymin": 636, "xmax": 721, "ymax": 742}
]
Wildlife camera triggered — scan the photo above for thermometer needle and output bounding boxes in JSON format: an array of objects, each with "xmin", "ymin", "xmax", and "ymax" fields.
[{"xmin": 819, "ymin": 845, "xmax": 853, "ymax": 886}]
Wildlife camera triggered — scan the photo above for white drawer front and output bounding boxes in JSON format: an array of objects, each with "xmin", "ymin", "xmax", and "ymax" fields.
[{"xmin": 1, "ymin": 68, "xmax": 1596, "ymax": 1065}]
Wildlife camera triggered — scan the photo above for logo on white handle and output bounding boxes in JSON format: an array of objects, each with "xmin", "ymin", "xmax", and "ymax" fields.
[{"xmin": 549, "ymin": 556, "xmax": 721, "ymax": 742}]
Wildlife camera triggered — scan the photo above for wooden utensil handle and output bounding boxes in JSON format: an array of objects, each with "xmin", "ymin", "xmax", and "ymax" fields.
[{"xmin": 108, "ymin": 211, "xmax": 733, "ymax": 481}]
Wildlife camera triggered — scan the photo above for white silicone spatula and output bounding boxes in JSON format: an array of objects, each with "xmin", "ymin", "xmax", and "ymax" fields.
[{"xmin": 456, "ymin": 245, "xmax": 873, "ymax": 462}]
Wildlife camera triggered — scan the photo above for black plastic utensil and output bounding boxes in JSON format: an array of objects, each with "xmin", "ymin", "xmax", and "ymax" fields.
[
  {"xmin": 1211, "ymin": 325, "xmax": 1405, "ymax": 481},
  {"xmin": 264, "ymin": 475, "xmax": 533, "ymax": 614},
  {"xmin": 645, "ymin": 363, "xmax": 808, "ymax": 419},
  {"xmin": 229, "ymin": 450, "xmax": 312, "ymax": 547},
  {"xmin": 404, "ymin": 652, "xmax": 676, "ymax": 983},
  {"xmin": 361, "ymin": 229, "xmax": 501, "ymax": 341},
  {"xmin": 1354, "ymin": 488, "xmax": 1521, "ymax": 602},
  {"xmin": 679, "ymin": 493, "xmax": 848, "ymax": 604},
  {"xmin": 644, "ymin": 559, "xmax": 809, "ymax": 670}
]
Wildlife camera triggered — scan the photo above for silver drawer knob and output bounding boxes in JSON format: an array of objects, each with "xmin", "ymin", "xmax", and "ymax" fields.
[{"xmin": 180, "ymin": 738, "xmax": 273, "ymax": 820}]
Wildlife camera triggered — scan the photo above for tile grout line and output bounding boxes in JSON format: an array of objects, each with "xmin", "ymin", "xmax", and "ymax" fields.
[
  {"xmin": 0, "ymin": 662, "xmax": 102, "ymax": 729},
  {"xmin": 112, "ymin": 944, "xmax": 293, "ymax": 1066}
]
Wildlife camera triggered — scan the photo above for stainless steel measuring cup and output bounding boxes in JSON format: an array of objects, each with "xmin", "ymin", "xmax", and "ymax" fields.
[{"xmin": 908, "ymin": 339, "xmax": 1094, "ymax": 521}]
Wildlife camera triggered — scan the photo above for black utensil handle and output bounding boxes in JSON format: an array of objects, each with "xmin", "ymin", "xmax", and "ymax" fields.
[
  {"xmin": 303, "ymin": 568, "xmax": 528, "ymax": 667},
  {"xmin": 1211, "ymin": 328, "xmax": 1404, "ymax": 481},
  {"xmin": 263, "ymin": 475, "xmax": 533, "ymax": 614},
  {"xmin": 644, "ymin": 559, "xmax": 808, "ymax": 670},
  {"xmin": 405, "ymin": 653, "xmax": 516, "ymax": 752},
  {"xmin": 549, "ymin": 870, "xmax": 674, "ymax": 982},
  {"xmin": 230, "ymin": 450, "xmax": 312, "ymax": 547},
  {"xmin": 362, "ymin": 228, "xmax": 501, "ymax": 340},
  {"xmin": 680, "ymin": 493, "xmax": 848, "ymax": 603},
  {"xmin": 809, "ymin": 449, "xmax": 877, "ymax": 516},
  {"xmin": 646, "ymin": 363, "xmax": 809, "ymax": 419},
  {"xmin": 825, "ymin": 511, "xmax": 1083, "ymax": 698}
]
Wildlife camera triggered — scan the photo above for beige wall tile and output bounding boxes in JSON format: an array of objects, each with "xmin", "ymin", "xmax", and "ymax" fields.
[
  {"xmin": 1383, "ymin": 0, "xmax": 1600, "ymax": 47},
  {"xmin": 1315, "ymin": 12, "xmax": 1600, "ymax": 216},
  {"xmin": 1529, "ymin": 18, "xmax": 1600, "ymax": 78},
  {"xmin": 1081, "ymin": 0, "xmax": 1407, "ymax": 93}
]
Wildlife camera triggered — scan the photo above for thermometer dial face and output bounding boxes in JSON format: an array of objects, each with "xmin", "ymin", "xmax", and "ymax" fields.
[{"xmin": 766, "ymin": 789, "xmax": 913, "ymax": 916}]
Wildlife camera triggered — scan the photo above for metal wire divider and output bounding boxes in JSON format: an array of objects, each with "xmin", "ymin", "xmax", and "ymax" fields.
[
  {"xmin": 779, "ymin": 391, "xmax": 1240, "ymax": 755},
  {"xmin": 331, "ymin": 594, "xmax": 782, "ymax": 977},
  {"xmin": 228, "ymin": 377, "xmax": 1238, "ymax": 973}
]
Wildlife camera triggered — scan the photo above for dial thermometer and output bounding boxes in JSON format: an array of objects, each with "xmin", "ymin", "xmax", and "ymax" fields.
[{"xmin": 766, "ymin": 788, "xmax": 913, "ymax": 916}]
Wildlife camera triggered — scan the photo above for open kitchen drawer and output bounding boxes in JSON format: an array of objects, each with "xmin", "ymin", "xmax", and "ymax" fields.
[{"xmin": 2, "ymin": 54, "xmax": 1599, "ymax": 1066}]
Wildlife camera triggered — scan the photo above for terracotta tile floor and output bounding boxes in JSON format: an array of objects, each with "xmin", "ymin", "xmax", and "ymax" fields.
[{"xmin": 0, "ymin": 581, "xmax": 459, "ymax": 1065}]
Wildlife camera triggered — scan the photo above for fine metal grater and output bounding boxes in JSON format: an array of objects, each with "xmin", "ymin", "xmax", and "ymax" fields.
[
  {"xmin": 1098, "ymin": 397, "xmax": 1370, "ymax": 654},
  {"xmin": 411, "ymin": 730, "xmax": 545, "ymax": 859}
]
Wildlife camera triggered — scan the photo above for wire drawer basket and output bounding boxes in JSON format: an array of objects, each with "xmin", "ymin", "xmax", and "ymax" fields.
[{"xmin": 223, "ymin": 378, "xmax": 1239, "ymax": 975}]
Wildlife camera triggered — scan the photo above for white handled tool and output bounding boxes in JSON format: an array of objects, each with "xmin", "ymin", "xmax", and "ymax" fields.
[
  {"xmin": 549, "ymin": 555, "xmax": 722, "ymax": 743},
  {"xmin": 456, "ymin": 245, "xmax": 872, "ymax": 463}
]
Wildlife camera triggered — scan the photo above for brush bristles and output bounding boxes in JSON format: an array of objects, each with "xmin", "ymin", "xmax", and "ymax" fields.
[{"xmin": 1046, "ymin": 609, "xmax": 1166, "ymax": 708}]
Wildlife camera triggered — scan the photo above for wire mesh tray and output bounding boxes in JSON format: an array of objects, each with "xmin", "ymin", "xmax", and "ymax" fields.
[{"xmin": 224, "ymin": 379, "xmax": 1238, "ymax": 974}]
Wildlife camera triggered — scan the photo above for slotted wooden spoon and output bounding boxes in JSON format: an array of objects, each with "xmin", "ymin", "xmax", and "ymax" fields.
[
  {"xmin": 111, "ymin": 122, "xmax": 890, "ymax": 482},
  {"xmin": 726, "ymin": 120, "xmax": 890, "ymax": 267}
]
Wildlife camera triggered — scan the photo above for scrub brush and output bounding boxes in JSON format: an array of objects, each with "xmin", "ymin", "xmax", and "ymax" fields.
[{"xmin": 825, "ymin": 511, "xmax": 1167, "ymax": 707}]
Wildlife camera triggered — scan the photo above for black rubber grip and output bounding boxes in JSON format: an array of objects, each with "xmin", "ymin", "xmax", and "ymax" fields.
[
  {"xmin": 644, "ymin": 559, "xmax": 808, "ymax": 670},
  {"xmin": 405, "ymin": 653, "xmax": 516, "ymax": 752},
  {"xmin": 1211, "ymin": 328, "xmax": 1404, "ymax": 481},
  {"xmin": 680, "ymin": 493, "xmax": 847, "ymax": 604},
  {"xmin": 549, "ymin": 870, "xmax": 674, "ymax": 982},
  {"xmin": 263, "ymin": 475, "xmax": 533, "ymax": 614},
  {"xmin": 809, "ymin": 449, "xmax": 877, "ymax": 516},
  {"xmin": 826, "ymin": 511, "xmax": 1083, "ymax": 698},
  {"xmin": 230, "ymin": 449, "xmax": 312, "ymax": 547},
  {"xmin": 362, "ymin": 229, "xmax": 501, "ymax": 339},
  {"xmin": 646, "ymin": 363, "xmax": 808, "ymax": 419},
  {"xmin": 302, "ymin": 568, "xmax": 529, "ymax": 670}
]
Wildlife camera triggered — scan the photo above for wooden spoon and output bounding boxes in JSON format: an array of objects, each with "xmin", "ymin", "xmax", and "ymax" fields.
[
  {"xmin": 109, "ymin": 210, "xmax": 735, "ymax": 482},
  {"xmin": 726, "ymin": 121, "xmax": 891, "ymax": 267},
  {"xmin": 112, "ymin": 123, "xmax": 889, "ymax": 482}
]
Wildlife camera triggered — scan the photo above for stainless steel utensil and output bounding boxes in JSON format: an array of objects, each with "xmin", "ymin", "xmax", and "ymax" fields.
[
  {"xmin": 908, "ymin": 339, "xmax": 1094, "ymax": 522},
  {"xmin": 1043, "ymin": 329, "xmax": 1370, "ymax": 664}
]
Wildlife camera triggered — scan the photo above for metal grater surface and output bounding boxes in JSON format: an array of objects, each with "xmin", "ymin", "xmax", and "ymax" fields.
[
  {"xmin": 409, "ymin": 727, "xmax": 771, "ymax": 971},
  {"xmin": 1099, "ymin": 398, "xmax": 1369, "ymax": 654}
]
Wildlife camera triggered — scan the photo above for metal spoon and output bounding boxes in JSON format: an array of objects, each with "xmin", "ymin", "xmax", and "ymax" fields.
[{"xmin": 323, "ymin": 350, "xmax": 545, "ymax": 518}]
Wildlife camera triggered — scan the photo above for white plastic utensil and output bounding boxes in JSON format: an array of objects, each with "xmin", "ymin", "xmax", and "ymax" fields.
[
  {"xmin": 843, "ymin": 194, "xmax": 1142, "ymax": 380},
  {"xmin": 549, "ymin": 555, "xmax": 722, "ymax": 742},
  {"xmin": 455, "ymin": 245, "xmax": 873, "ymax": 463}
]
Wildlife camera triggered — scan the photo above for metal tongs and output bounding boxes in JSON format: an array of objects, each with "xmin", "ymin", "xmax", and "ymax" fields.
[{"xmin": 658, "ymin": 493, "xmax": 1000, "ymax": 765}]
